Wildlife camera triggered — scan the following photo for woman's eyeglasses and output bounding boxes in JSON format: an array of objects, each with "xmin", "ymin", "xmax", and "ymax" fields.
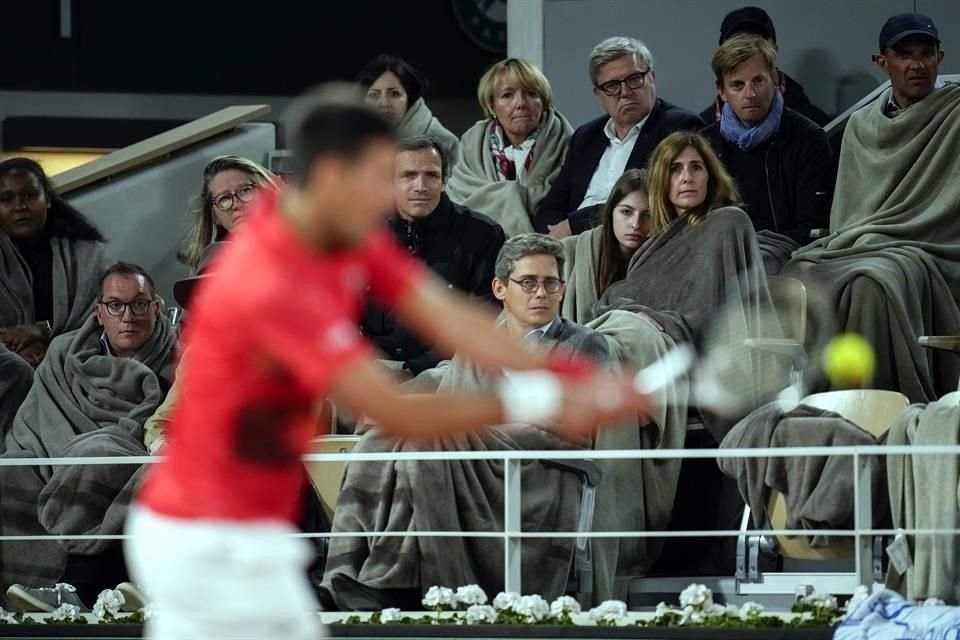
[{"xmin": 212, "ymin": 184, "xmax": 257, "ymax": 212}]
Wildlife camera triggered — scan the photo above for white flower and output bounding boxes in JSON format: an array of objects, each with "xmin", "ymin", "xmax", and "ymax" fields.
[
  {"xmin": 802, "ymin": 592, "xmax": 838, "ymax": 610},
  {"xmin": 740, "ymin": 601, "xmax": 765, "ymax": 619},
  {"xmin": 0, "ymin": 607, "xmax": 18, "ymax": 624},
  {"xmin": 465, "ymin": 605, "xmax": 497, "ymax": 624},
  {"xmin": 550, "ymin": 595, "xmax": 581, "ymax": 618},
  {"xmin": 92, "ymin": 589, "xmax": 125, "ymax": 621},
  {"xmin": 680, "ymin": 605, "xmax": 704, "ymax": 625},
  {"xmin": 516, "ymin": 595, "xmax": 550, "ymax": 622},
  {"xmin": 141, "ymin": 604, "xmax": 158, "ymax": 621},
  {"xmin": 589, "ymin": 600, "xmax": 629, "ymax": 625},
  {"xmin": 49, "ymin": 603, "xmax": 82, "ymax": 622},
  {"xmin": 922, "ymin": 597, "xmax": 946, "ymax": 607},
  {"xmin": 654, "ymin": 601, "xmax": 675, "ymax": 618},
  {"xmin": 422, "ymin": 586, "xmax": 456, "ymax": 610},
  {"xmin": 679, "ymin": 583, "xmax": 713, "ymax": 610},
  {"xmin": 724, "ymin": 603, "xmax": 741, "ymax": 617},
  {"xmin": 493, "ymin": 591, "xmax": 521, "ymax": 611},
  {"xmin": 455, "ymin": 585, "xmax": 488, "ymax": 607},
  {"xmin": 379, "ymin": 608, "xmax": 402, "ymax": 624}
]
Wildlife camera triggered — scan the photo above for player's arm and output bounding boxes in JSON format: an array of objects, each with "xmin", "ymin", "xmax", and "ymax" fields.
[
  {"xmin": 328, "ymin": 351, "xmax": 648, "ymax": 440},
  {"xmin": 391, "ymin": 276, "xmax": 551, "ymax": 372}
]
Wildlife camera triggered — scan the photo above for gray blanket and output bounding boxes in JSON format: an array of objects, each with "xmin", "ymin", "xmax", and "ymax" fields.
[
  {"xmin": 599, "ymin": 206, "xmax": 774, "ymax": 439},
  {"xmin": 718, "ymin": 402, "xmax": 885, "ymax": 547},
  {"xmin": 781, "ymin": 84, "xmax": 960, "ymax": 402},
  {"xmin": 886, "ymin": 392, "xmax": 960, "ymax": 602},
  {"xmin": 323, "ymin": 318, "xmax": 605, "ymax": 601},
  {"xmin": 561, "ymin": 227, "xmax": 603, "ymax": 325},
  {"xmin": 0, "ymin": 233, "xmax": 106, "ymax": 335},
  {"xmin": 756, "ymin": 230, "xmax": 800, "ymax": 276},
  {"xmin": 586, "ymin": 310, "xmax": 689, "ymax": 600},
  {"xmin": 397, "ymin": 97, "xmax": 459, "ymax": 162},
  {"xmin": 0, "ymin": 313, "xmax": 175, "ymax": 590},
  {"xmin": 446, "ymin": 109, "xmax": 572, "ymax": 238},
  {"xmin": 0, "ymin": 233, "xmax": 106, "ymax": 441}
]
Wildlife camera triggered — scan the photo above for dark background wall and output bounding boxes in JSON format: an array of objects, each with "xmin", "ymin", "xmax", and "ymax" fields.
[{"xmin": 3, "ymin": 0, "xmax": 500, "ymax": 98}]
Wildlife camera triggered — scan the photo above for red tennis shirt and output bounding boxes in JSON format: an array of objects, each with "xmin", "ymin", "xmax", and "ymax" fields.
[{"xmin": 138, "ymin": 191, "xmax": 422, "ymax": 522}]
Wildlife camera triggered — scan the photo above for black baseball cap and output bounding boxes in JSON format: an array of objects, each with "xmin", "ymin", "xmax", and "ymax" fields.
[
  {"xmin": 720, "ymin": 7, "xmax": 776, "ymax": 45},
  {"xmin": 878, "ymin": 13, "xmax": 940, "ymax": 51}
]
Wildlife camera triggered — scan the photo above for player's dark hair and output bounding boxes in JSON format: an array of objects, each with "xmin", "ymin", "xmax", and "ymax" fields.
[
  {"xmin": 356, "ymin": 55, "xmax": 427, "ymax": 107},
  {"xmin": 396, "ymin": 135, "xmax": 449, "ymax": 179},
  {"xmin": 99, "ymin": 261, "xmax": 157, "ymax": 299},
  {"xmin": 284, "ymin": 84, "xmax": 395, "ymax": 185},
  {"xmin": 0, "ymin": 157, "xmax": 104, "ymax": 243}
]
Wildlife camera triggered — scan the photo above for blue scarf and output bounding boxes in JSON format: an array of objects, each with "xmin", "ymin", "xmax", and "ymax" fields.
[{"xmin": 720, "ymin": 91, "xmax": 784, "ymax": 150}]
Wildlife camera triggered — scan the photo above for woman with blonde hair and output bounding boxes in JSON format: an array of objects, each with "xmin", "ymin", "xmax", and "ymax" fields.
[
  {"xmin": 447, "ymin": 58, "xmax": 572, "ymax": 237},
  {"xmin": 561, "ymin": 168, "xmax": 651, "ymax": 323},
  {"xmin": 181, "ymin": 155, "xmax": 281, "ymax": 268}
]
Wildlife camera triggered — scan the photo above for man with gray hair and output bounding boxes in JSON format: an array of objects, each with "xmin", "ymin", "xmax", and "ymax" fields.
[{"xmin": 534, "ymin": 36, "xmax": 702, "ymax": 239}]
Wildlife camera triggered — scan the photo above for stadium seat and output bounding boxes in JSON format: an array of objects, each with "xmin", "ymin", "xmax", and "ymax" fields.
[{"xmin": 305, "ymin": 434, "xmax": 360, "ymax": 520}]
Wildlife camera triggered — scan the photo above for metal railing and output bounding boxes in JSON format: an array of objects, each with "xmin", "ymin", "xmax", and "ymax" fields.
[{"xmin": 3, "ymin": 444, "xmax": 958, "ymax": 595}]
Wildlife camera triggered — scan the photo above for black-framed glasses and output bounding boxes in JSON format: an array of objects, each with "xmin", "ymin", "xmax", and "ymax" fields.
[
  {"xmin": 509, "ymin": 277, "xmax": 564, "ymax": 294},
  {"xmin": 99, "ymin": 299, "xmax": 156, "ymax": 317},
  {"xmin": 595, "ymin": 70, "xmax": 650, "ymax": 96},
  {"xmin": 212, "ymin": 183, "xmax": 257, "ymax": 212}
]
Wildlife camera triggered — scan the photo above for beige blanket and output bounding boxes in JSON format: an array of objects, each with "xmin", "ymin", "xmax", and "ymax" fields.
[
  {"xmin": 561, "ymin": 227, "xmax": 603, "ymax": 324},
  {"xmin": 397, "ymin": 97, "xmax": 459, "ymax": 162},
  {"xmin": 782, "ymin": 83, "xmax": 960, "ymax": 401},
  {"xmin": 447, "ymin": 109, "xmax": 572, "ymax": 237},
  {"xmin": 886, "ymin": 392, "xmax": 960, "ymax": 602}
]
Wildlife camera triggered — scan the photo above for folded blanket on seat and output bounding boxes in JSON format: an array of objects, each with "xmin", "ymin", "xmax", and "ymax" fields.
[{"xmin": 718, "ymin": 402, "xmax": 886, "ymax": 546}]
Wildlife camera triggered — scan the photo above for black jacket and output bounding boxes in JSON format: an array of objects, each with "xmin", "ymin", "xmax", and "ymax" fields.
[
  {"xmin": 701, "ymin": 107, "xmax": 833, "ymax": 243},
  {"xmin": 534, "ymin": 98, "xmax": 703, "ymax": 235},
  {"xmin": 699, "ymin": 72, "xmax": 831, "ymax": 127},
  {"xmin": 361, "ymin": 194, "xmax": 506, "ymax": 374}
]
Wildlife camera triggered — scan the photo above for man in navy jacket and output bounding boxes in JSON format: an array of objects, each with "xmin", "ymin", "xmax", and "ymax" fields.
[{"xmin": 534, "ymin": 37, "xmax": 702, "ymax": 237}]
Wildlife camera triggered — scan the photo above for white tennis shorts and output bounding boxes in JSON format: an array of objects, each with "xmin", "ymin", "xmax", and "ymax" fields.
[{"xmin": 125, "ymin": 505, "xmax": 326, "ymax": 639}]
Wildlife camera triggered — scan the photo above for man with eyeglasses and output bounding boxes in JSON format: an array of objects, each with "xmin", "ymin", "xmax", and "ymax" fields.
[
  {"xmin": 493, "ymin": 234, "xmax": 607, "ymax": 359},
  {"xmin": 95, "ymin": 262, "xmax": 161, "ymax": 358},
  {"xmin": 534, "ymin": 36, "xmax": 702, "ymax": 239}
]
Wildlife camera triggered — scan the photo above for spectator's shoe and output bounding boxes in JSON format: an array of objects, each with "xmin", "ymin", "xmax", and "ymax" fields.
[
  {"xmin": 115, "ymin": 582, "xmax": 147, "ymax": 612},
  {"xmin": 5, "ymin": 583, "xmax": 88, "ymax": 613}
]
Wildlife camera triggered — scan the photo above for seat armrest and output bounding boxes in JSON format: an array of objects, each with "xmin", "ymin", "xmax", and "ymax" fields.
[
  {"xmin": 918, "ymin": 336, "xmax": 960, "ymax": 353},
  {"xmin": 541, "ymin": 458, "xmax": 603, "ymax": 486}
]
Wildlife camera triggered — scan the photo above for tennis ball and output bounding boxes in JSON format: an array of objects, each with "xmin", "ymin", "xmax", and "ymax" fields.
[{"xmin": 822, "ymin": 333, "xmax": 876, "ymax": 388}]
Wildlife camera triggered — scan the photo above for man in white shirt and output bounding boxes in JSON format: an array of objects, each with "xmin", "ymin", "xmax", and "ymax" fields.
[{"xmin": 534, "ymin": 37, "xmax": 702, "ymax": 239}]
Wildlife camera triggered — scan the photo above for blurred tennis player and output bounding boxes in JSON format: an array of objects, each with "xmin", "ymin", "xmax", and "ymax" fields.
[{"xmin": 125, "ymin": 85, "xmax": 649, "ymax": 639}]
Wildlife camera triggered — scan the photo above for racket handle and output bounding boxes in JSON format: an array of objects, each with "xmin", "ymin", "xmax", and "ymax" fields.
[{"xmin": 633, "ymin": 344, "xmax": 695, "ymax": 394}]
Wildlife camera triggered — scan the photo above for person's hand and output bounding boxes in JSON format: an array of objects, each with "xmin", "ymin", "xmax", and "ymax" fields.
[
  {"xmin": 0, "ymin": 324, "xmax": 44, "ymax": 351},
  {"xmin": 555, "ymin": 372, "xmax": 649, "ymax": 438},
  {"xmin": 19, "ymin": 341, "xmax": 47, "ymax": 368},
  {"xmin": 548, "ymin": 220, "xmax": 572, "ymax": 240}
]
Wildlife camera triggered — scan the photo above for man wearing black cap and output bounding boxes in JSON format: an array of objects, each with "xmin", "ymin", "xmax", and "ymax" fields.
[
  {"xmin": 874, "ymin": 12, "xmax": 945, "ymax": 114},
  {"xmin": 700, "ymin": 6, "xmax": 830, "ymax": 126}
]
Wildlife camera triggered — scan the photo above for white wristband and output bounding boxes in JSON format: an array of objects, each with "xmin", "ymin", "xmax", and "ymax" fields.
[{"xmin": 497, "ymin": 371, "xmax": 563, "ymax": 424}]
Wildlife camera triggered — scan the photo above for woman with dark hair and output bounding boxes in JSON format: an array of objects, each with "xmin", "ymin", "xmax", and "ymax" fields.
[
  {"xmin": 357, "ymin": 55, "xmax": 459, "ymax": 160},
  {"xmin": 181, "ymin": 155, "xmax": 281, "ymax": 268},
  {"xmin": 0, "ymin": 157, "xmax": 106, "ymax": 368},
  {"xmin": 561, "ymin": 169, "xmax": 650, "ymax": 323}
]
